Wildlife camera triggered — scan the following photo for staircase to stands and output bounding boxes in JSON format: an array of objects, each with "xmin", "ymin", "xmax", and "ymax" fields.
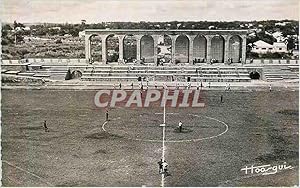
[{"xmin": 262, "ymin": 65, "xmax": 299, "ymax": 82}]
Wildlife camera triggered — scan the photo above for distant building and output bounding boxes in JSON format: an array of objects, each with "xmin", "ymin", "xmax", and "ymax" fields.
[
  {"xmin": 24, "ymin": 36, "xmax": 51, "ymax": 42},
  {"xmin": 50, "ymin": 26, "xmax": 61, "ymax": 30},
  {"xmin": 79, "ymin": 31, "xmax": 85, "ymax": 38},
  {"xmin": 273, "ymin": 42, "xmax": 288, "ymax": 53},
  {"xmin": 158, "ymin": 45, "xmax": 171, "ymax": 56},
  {"xmin": 251, "ymin": 40, "xmax": 288, "ymax": 54},
  {"xmin": 14, "ymin": 27, "xmax": 23, "ymax": 31},
  {"xmin": 24, "ymin": 26, "xmax": 31, "ymax": 31},
  {"xmin": 107, "ymin": 49, "xmax": 116, "ymax": 56},
  {"xmin": 248, "ymin": 32, "xmax": 256, "ymax": 37},
  {"xmin": 158, "ymin": 36, "xmax": 164, "ymax": 44},
  {"xmin": 292, "ymin": 50, "xmax": 299, "ymax": 59},
  {"xmin": 265, "ymin": 31, "xmax": 272, "ymax": 36},
  {"xmin": 271, "ymin": 31, "xmax": 285, "ymax": 42},
  {"xmin": 275, "ymin": 22, "xmax": 291, "ymax": 26},
  {"xmin": 295, "ymin": 36, "xmax": 299, "ymax": 50}
]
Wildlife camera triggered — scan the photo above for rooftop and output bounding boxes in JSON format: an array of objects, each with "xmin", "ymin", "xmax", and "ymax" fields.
[
  {"xmin": 85, "ymin": 29, "xmax": 248, "ymax": 34},
  {"xmin": 253, "ymin": 40, "xmax": 273, "ymax": 48}
]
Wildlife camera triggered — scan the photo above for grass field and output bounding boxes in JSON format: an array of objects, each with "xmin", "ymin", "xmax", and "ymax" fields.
[{"xmin": 1, "ymin": 89, "xmax": 299, "ymax": 186}]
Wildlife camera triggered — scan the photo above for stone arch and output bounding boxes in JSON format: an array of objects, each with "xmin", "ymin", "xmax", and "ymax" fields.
[
  {"xmin": 211, "ymin": 35, "xmax": 225, "ymax": 63},
  {"xmin": 123, "ymin": 34, "xmax": 137, "ymax": 63},
  {"xmin": 89, "ymin": 34, "xmax": 102, "ymax": 62},
  {"xmin": 106, "ymin": 34, "xmax": 119, "ymax": 63},
  {"xmin": 157, "ymin": 34, "xmax": 172, "ymax": 64},
  {"xmin": 71, "ymin": 70, "xmax": 82, "ymax": 79},
  {"xmin": 140, "ymin": 35, "xmax": 154, "ymax": 63},
  {"xmin": 228, "ymin": 35, "xmax": 242, "ymax": 63},
  {"xmin": 193, "ymin": 35, "xmax": 207, "ymax": 62},
  {"xmin": 175, "ymin": 35, "xmax": 189, "ymax": 63}
]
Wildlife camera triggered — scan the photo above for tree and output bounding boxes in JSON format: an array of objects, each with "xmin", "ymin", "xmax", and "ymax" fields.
[
  {"xmin": 16, "ymin": 34, "xmax": 24, "ymax": 43},
  {"xmin": 81, "ymin": 19, "xmax": 86, "ymax": 25},
  {"xmin": 13, "ymin": 21, "xmax": 25, "ymax": 29},
  {"xmin": 256, "ymin": 31, "xmax": 276, "ymax": 45},
  {"xmin": 69, "ymin": 28, "xmax": 80, "ymax": 37},
  {"xmin": 3, "ymin": 24, "xmax": 12, "ymax": 31},
  {"xmin": 286, "ymin": 37, "xmax": 295, "ymax": 50},
  {"xmin": 281, "ymin": 24, "xmax": 296, "ymax": 37},
  {"xmin": 55, "ymin": 39, "xmax": 62, "ymax": 44}
]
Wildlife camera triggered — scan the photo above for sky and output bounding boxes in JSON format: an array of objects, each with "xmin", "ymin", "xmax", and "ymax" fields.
[{"xmin": 1, "ymin": 0, "xmax": 299, "ymax": 23}]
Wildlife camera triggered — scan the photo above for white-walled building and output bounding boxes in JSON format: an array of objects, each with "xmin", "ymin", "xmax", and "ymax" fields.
[
  {"xmin": 251, "ymin": 40, "xmax": 288, "ymax": 54},
  {"xmin": 50, "ymin": 26, "xmax": 61, "ymax": 30},
  {"xmin": 275, "ymin": 22, "xmax": 291, "ymax": 26},
  {"xmin": 24, "ymin": 26, "xmax": 31, "ymax": 31},
  {"xmin": 79, "ymin": 31, "xmax": 85, "ymax": 38},
  {"xmin": 273, "ymin": 42, "xmax": 288, "ymax": 53},
  {"xmin": 272, "ymin": 31, "xmax": 285, "ymax": 42}
]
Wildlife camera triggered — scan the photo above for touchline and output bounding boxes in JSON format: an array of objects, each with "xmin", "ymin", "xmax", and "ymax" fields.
[{"xmin": 94, "ymin": 89, "xmax": 205, "ymax": 108}]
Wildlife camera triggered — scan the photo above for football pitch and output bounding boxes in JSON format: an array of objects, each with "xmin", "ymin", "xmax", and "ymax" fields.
[{"xmin": 1, "ymin": 88, "xmax": 299, "ymax": 186}]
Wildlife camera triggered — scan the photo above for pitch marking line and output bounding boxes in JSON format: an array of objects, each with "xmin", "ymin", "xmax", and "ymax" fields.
[
  {"xmin": 3, "ymin": 160, "xmax": 54, "ymax": 186},
  {"xmin": 155, "ymin": 112, "xmax": 179, "ymax": 115},
  {"xmin": 101, "ymin": 114, "xmax": 229, "ymax": 143},
  {"xmin": 102, "ymin": 121, "xmax": 108, "ymax": 131}
]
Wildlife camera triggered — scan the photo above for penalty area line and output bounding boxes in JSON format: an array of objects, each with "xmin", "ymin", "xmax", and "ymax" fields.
[{"xmin": 2, "ymin": 160, "xmax": 54, "ymax": 186}]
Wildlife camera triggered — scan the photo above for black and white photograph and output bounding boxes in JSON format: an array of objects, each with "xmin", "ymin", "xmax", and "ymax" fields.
[{"xmin": 0, "ymin": 0, "xmax": 299, "ymax": 187}]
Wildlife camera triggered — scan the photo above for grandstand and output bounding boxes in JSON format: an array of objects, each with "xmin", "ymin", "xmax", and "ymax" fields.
[{"xmin": 1, "ymin": 59, "xmax": 298, "ymax": 85}]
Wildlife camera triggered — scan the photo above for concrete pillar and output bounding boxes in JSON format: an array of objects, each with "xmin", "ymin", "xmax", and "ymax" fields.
[
  {"xmin": 206, "ymin": 35, "xmax": 212, "ymax": 64},
  {"xmin": 135, "ymin": 35, "xmax": 143, "ymax": 62},
  {"xmin": 188, "ymin": 35, "xmax": 196, "ymax": 65},
  {"xmin": 118, "ymin": 35, "xmax": 126, "ymax": 63},
  {"xmin": 241, "ymin": 35, "xmax": 247, "ymax": 64},
  {"xmin": 100, "ymin": 35, "xmax": 108, "ymax": 64},
  {"xmin": 152, "ymin": 35, "xmax": 160, "ymax": 65},
  {"xmin": 170, "ymin": 35, "xmax": 178, "ymax": 64},
  {"xmin": 224, "ymin": 35, "xmax": 230, "ymax": 64},
  {"xmin": 85, "ymin": 35, "xmax": 91, "ymax": 63}
]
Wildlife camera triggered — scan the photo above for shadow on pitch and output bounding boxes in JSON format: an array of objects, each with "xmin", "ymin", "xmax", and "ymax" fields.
[
  {"xmin": 85, "ymin": 132, "xmax": 123, "ymax": 140},
  {"xmin": 173, "ymin": 127, "xmax": 193, "ymax": 133}
]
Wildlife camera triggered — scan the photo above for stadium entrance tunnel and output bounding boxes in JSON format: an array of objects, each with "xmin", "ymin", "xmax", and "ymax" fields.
[
  {"xmin": 71, "ymin": 70, "xmax": 82, "ymax": 79},
  {"xmin": 249, "ymin": 71, "xmax": 260, "ymax": 79}
]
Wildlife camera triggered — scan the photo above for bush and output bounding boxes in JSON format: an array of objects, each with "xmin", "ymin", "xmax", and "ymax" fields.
[
  {"xmin": 55, "ymin": 39, "xmax": 62, "ymax": 44},
  {"xmin": 1, "ymin": 39, "xmax": 9, "ymax": 45},
  {"xmin": 175, "ymin": 59, "xmax": 181, "ymax": 64},
  {"xmin": 261, "ymin": 52, "xmax": 290, "ymax": 59},
  {"xmin": 247, "ymin": 52, "xmax": 259, "ymax": 58}
]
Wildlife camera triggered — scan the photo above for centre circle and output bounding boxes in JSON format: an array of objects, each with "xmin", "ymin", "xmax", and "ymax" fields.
[{"xmin": 103, "ymin": 113, "xmax": 228, "ymax": 143}]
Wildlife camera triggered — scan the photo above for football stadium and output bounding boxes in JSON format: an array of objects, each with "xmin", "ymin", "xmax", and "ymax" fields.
[{"xmin": 2, "ymin": 28, "xmax": 299, "ymax": 186}]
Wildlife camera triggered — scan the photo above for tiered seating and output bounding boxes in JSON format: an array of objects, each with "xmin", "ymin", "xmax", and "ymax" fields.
[
  {"xmin": 263, "ymin": 65, "xmax": 299, "ymax": 82},
  {"xmin": 25, "ymin": 65, "xmax": 69, "ymax": 80},
  {"xmin": 3, "ymin": 64, "xmax": 69, "ymax": 80},
  {"xmin": 81, "ymin": 65, "xmax": 251, "ymax": 82},
  {"xmin": 4, "ymin": 70, "xmax": 21, "ymax": 75},
  {"xmin": 1, "ymin": 69, "xmax": 8, "ymax": 73},
  {"xmin": 6, "ymin": 60, "xmax": 298, "ymax": 83}
]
